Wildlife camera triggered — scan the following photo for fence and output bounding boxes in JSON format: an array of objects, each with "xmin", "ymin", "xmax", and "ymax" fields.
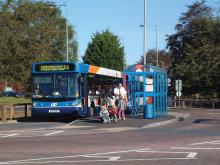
[
  {"xmin": 169, "ymin": 97, "xmax": 220, "ymax": 109},
  {"xmin": 0, "ymin": 103, "xmax": 32, "ymax": 122}
]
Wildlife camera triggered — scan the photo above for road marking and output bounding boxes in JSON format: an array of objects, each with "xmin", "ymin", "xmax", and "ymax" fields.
[
  {"xmin": 187, "ymin": 152, "xmax": 197, "ymax": 158},
  {"xmin": 0, "ymin": 148, "xmax": 150, "ymax": 164},
  {"xmin": 66, "ymin": 120, "xmax": 78, "ymax": 126},
  {"xmin": 83, "ymin": 155, "xmax": 121, "ymax": 161},
  {"xmin": 0, "ymin": 147, "xmax": 199, "ymax": 165},
  {"xmin": 0, "ymin": 157, "xmax": 197, "ymax": 164},
  {"xmin": 2, "ymin": 134, "xmax": 18, "ymax": 138},
  {"xmin": 108, "ymin": 156, "xmax": 121, "ymax": 161},
  {"xmin": 136, "ymin": 150, "xmax": 197, "ymax": 159},
  {"xmin": 136, "ymin": 150, "xmax": 194, "ymax": 154},
  {"xmin": 44, "ymin": 131, "xmax": 63, "ymax": 136},
  {"xmin": 190, "ymin": 140, "xmax": 220, "ymax": 146},
  {"xmin": 171, "ymin": 147, "xmax": 220, "ymax": 150}
]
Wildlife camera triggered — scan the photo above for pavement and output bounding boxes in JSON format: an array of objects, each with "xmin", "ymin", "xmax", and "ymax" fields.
[{"xmin": 0, "ymin": 108, "xmax": 220, "ymax": 164}]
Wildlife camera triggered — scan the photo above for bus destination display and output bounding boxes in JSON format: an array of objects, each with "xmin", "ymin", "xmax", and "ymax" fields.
[{"xmin": 35, "ymin": 63, "xmax": 75, "ymax": 72}]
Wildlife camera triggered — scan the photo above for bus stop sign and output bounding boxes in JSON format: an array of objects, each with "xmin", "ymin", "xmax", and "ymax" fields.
[
  {"xmin": 176, "ymin": 91, "xmax": 182, "ymax": 97},
  {"xmin": 175, "ymin": 79, "xmax": 182, "ymax": 91}
]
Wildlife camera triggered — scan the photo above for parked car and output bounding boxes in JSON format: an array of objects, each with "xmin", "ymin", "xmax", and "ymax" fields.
[{"xmin": 2, "ymin": 91, "xmax": 25, "ymax": 98}]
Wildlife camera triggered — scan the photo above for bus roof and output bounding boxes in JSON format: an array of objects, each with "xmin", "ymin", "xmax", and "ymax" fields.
[
  {"xmin": 88, "ymin": 65, "xmax": 122, "ymax": 78},
  {"xmin": 32, "ymin": 62, "xmax": 122, "ymax": 78}
]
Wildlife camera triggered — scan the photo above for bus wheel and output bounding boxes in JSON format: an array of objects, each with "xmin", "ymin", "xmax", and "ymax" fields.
[
  {"xmin": 72, "ymin": 111, "xmax": 79, "ymax": 119},
  {"xmin": 47, "ymin": 116, "xmax": 55, "ymax": 122}
]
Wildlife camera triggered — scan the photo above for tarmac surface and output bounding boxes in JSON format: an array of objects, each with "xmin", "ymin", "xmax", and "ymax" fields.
[{"xmin": 0, "ymin": 109, "xmax": 220, "ymax": 165}]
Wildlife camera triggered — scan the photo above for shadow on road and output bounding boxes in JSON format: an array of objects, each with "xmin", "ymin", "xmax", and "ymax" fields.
[{"xmin": 16, "ymin": 116, "xmax": 77, "ymax": 123}]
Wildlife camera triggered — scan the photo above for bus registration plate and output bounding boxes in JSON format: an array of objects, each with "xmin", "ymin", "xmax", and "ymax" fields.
[{"xmin": 49, "ymin": 110, "xmax": 60, "ymax": 113}]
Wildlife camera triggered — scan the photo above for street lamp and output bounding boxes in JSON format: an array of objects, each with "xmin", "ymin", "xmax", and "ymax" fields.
[
  {"xmin": 65, "ymin": 0, "xmax": 69, "ymax": 62},
  {"xmin": 144, "ymin": 0, "xmax": 147, "ymax": 65},
  {"xmin": 49, "ymin": 2, "xmax": 69, "ymax": 62},
  {"xmin": 140, "ymin": 24, "xmax": 158, "ymax": 66}
]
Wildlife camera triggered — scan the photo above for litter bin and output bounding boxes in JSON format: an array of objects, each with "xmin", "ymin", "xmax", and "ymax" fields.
[{"xmin": 143, "ymin": 104, "xmax": 153, "ymax": 119}]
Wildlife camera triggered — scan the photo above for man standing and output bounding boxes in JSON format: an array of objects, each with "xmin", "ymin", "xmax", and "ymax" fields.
[
  {"xmin": 114, "ymin": 83, "xmax": 127, "ymax": 104},
  {"xmin": 115, "ymin": 83, "xmax": 127, "ymax": 100}
]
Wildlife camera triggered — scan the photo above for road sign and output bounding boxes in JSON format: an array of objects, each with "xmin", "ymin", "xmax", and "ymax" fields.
[
  {"xmin": 176, "ymin": 91, "xmax": 182, "ymax": 97},
  {"xmin": 168, "ymin": 78, "xmax": 171, "ymax": 86},
  {"xmin": 168, "ymin": 78, "xmax": 171, "ymax": 83},
  {"xmin": 175, "ymin": 79, "xmax": 182, "ymax": 91}
]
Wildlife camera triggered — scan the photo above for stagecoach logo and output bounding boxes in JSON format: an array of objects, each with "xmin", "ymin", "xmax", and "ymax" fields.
[{"xmin": 51, "ymin": 103, "xmax": 58, "ymax": 107}]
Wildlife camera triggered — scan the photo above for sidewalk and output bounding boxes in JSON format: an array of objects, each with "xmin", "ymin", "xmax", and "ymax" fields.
[{"xmin": 72, "ymin": 114, "xmax": 175, "ymax": 129}]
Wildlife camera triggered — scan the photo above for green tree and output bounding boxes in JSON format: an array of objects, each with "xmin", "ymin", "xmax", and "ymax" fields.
[
  {"xmin": 166, "ymin": 0, "xmax": 220, "ymax": 96},
  {"xmin": 83, "ymin": 29, "xmax": 125, "ymax": 71},
  {"xmin": 137, "ymin": 49, "xmax": 172, "ymax": 69},
  {"xmin": 0, "ymin": 0, "xmax": 78, "ymax": 88}
]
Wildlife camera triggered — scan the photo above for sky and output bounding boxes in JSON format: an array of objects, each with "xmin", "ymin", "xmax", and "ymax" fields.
[{"xmin": 54, "ymin": 0, "xmax": 218, "ymax": 65}]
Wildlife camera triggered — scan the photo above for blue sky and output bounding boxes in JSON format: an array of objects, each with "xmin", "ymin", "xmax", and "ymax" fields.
[{"xmin": 55, "ymin": 0, "xmax": 218, "ymax": 65}]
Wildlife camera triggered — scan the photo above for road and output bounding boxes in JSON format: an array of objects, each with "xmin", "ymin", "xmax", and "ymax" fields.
[{"xmin": 0, "ymin": 109, "xmax": 220, "ymax": 165}]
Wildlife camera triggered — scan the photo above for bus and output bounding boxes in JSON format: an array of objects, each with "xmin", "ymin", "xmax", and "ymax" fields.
[{"xmin": 31, "ymin": 61, "xmax": 122, "ymax": 117}]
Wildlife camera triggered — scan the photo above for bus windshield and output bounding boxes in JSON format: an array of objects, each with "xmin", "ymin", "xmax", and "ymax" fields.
[{"xmin": 32, "ymin": 74, "xmax": 79, "ymax": 100}]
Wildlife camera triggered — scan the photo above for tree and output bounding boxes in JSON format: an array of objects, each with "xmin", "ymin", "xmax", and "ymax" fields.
[
  {"xmin": 83, "ymin": 29, "xmax": 125, "ymax": 71},
  {"xmin": 137, "ymin": 49, "xmax": 172, "ymax": 70},
  {"xmin": 166, "ymin": 0, "xmax": 220, "ymax": 96},
  {"xmin": 0, "ymin": 0, "xmax": 78, "ymax": 89}
]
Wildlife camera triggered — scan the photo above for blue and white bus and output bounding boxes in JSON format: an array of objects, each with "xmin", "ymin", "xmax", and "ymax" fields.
[{"xmin": 31, "ymin": 61, "xmax": 122, "ymax": 117}]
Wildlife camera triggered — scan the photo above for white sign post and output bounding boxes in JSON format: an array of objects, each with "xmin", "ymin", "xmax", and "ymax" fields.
[{"xmin": 175, "ymin": 80, "xmax": 182, "ymax": 108}]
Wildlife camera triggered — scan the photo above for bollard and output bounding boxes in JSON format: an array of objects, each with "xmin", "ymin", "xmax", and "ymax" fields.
[
  {"xmin": 2, "ymin": 106, "xmax": 7, "ymax": 122},
  {"xmin": 1, "ymin": 105, "xmax": 14, "ymax": 122},
  {"xmin": 25, "ymin": 104, "xmax": 28, "ymax": 118}
]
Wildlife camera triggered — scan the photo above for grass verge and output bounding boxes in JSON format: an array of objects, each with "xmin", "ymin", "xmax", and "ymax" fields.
[{"xmin": 0, "ymin": 97, "xmax": 31, "ymax": 105}]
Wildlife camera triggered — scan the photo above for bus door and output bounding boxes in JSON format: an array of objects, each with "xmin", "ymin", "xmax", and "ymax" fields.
[{"xmin": 78, "ymin": 74, "xmax": 88, "ymax": 115}]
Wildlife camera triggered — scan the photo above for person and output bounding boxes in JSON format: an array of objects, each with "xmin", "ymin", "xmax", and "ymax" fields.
[
  {"xmin": 114, "ymin": 83, "xmax": 127, "ymax": 118},
  {"xmin": 114, "ymin": 83, "xmax": 127, "ymax": 102},
  {"xmin": 100, "ymin": 102, "xmax": 111, "ymax": 124},
  {"xmin": 108, "ymin": 96, "xmax": 118, "ymax": 122},
  {"xmin": 90, "ymin": 100, "xmax": 95, "ymax": 117},
  {"xmin": 118, "ymin": 95, "xmax": 126, "ymax": 120}
]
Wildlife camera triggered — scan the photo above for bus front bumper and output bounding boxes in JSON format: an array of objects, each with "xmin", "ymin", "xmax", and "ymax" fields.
[{"xmin": 32, "ymin": 106, "xmax": 86, "ymax": 117}]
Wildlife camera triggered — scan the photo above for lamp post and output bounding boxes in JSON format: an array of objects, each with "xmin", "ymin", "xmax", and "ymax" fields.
[
  {"xmin": 49, "ymin": 2, "xmax": 69, "ymax": 61},
  {"xmin": 65, "ymin": 0, "xmax": 69, "ymax": 62},
  {"xmin": 144, "ymin": 0, "xmax": 147, "ymax": 65},
  {"xmin": 140, "ymin": 24, "xmax": 158, "ymax": 66}
]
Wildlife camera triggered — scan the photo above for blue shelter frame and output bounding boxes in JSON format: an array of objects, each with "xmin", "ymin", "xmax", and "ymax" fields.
[{"xmin": 124, "ymin": 65, "xmax": 168, "ymax": 119}]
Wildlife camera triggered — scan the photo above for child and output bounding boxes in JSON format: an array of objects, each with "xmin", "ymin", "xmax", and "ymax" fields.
[
  {"xmin": 109, "ymin": 98, "xmax": 118, "ymax": 122},
  {"xmin": 118, "ymin": 95, "xmax": 126, "ymax": 120},
  {"xmin": 100, "ymin": 102, "xmax": 111, "ymax": 124}
]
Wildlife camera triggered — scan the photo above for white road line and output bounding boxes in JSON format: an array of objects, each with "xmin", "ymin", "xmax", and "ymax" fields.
[
  {"xmin": 66, "ymin": 120, "xmax": 78, "ymax": 126},
  {"xmin": 0, "ymin": 148, "xmax": 150, "ymax": 164},
  {"xmin": 136, "ymin": 150, "xmax": 198, "ymax": 159},
  {"xmin": 190, "ymin": 140, "xmax": 220, "ymax": 146},
  {"xmin": 187, "ymin": 152, "xmax": 198, "ymax": 158},
  {"xmin": 108, "ymin": 156, "xmax": 121, "ymax": 161},
  {"xmin": 83, "ymin": 155, "xmax": 120, "ymax": 161},
  {"xmin": 2, "ymin": 134, "xmax": 18, "ymax": 138},
  {"xmin": 44, "ymin": 131, "xmax": 63, "ymax": 136},
  {"xmin": 0, "ymin": 157, "xmax": 197, "ymax": 164},
  {"xmin": 171, "ymin": 147, "xmax": 220, "ymax": 150},
  {"xmin": 136, "ymin": 150, "xmax": 193, "ymax": 154}
]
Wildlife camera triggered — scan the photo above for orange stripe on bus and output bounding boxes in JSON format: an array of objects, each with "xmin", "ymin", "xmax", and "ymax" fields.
[{"xmin": 89, "ymin": 65, "xmax": 100, "ymax": 74}]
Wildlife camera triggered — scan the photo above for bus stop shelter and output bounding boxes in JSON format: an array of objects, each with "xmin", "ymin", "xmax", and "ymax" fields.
[{"xmin": 123, "ymin": 64, "xmax": 168, "ymax": 119}]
